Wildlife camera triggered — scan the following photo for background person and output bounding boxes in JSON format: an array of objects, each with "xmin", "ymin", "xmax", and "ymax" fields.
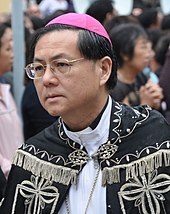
[
  {"xmin": 86, "ymin": 0, "xmax": 118, "ymax": 25},
  {"xmin": 0, "ymin": 23, "xmax": 23, "ymax": 177},
  {"xmin": 109, "ymin": 23, "xmax": 163, "ymax": 109}
]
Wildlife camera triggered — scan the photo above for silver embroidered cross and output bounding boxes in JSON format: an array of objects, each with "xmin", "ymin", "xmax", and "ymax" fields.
[
  {"xmin": 118, "ymin": 170, "xmax": 170, "ymax": 214},
  {"xmin": 12, "ymin": 175, "xmax": 59, "ymax": 214}
]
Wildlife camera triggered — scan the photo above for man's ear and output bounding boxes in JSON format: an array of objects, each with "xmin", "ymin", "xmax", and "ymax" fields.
[{"xmin": 99, "ymin": 56, "xmax": 112, "ymax": 86}]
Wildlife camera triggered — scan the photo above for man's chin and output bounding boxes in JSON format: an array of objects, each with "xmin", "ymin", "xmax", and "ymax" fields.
[
  {"xmin": 48, "ymin": 111, "xmax": 60, "ymax": 117},
  {"xmin": 47, "ymin": 107, "xmax": 64, "ymax": 117}
]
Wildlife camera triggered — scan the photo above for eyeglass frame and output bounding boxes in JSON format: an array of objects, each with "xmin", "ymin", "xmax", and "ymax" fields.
[{"xmin": 25, "ymin": 57, "xmax": 84, "ymax": 80}]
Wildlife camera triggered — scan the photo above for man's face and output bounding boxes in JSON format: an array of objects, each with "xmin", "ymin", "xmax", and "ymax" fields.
[{"xmin": 33, "ymin": 30, "xmax": 107, "ymax": 122}]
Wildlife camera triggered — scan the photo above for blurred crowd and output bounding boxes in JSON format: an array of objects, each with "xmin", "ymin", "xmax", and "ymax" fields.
[{"xmin": 0, "ymin": 0, "xmax": 170, "ymax": 199}]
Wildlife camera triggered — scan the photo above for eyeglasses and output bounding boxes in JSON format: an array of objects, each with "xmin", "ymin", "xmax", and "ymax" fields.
[{"xmin": 25, "ymin": 58, "xmax": 84, "ymax": 79}]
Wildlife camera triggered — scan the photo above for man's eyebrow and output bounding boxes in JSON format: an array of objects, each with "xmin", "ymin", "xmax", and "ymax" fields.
[
  {"xmin": 33, "ymin": 53, "xmax": 72, "ymax": 62},
  {"xmin": 51, "ymin": 54, "xmax": 69, "ymax": 60},
  {"xmin": 33, "ymin": 57, "xmax": 42, "ymax": 62}
]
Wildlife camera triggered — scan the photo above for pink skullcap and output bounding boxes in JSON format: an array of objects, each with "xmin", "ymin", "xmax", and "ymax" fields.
[{"xmin": 46, "ymin": 13, "xmax": 112, "ymax": 46}]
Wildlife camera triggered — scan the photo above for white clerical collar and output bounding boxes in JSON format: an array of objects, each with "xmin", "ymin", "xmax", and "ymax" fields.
[{"xmin": 63, "ymin": 96, "xmax": 112, "ymax": 156}]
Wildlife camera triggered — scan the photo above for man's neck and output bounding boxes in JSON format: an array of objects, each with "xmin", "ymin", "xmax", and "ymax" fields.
[
  {"xmin": 89, "ymin": 97, "xmax": 109, "ymax": 130},
  {"xmin": 63, "ymin": 96, "xmax": 109, "ymax": 132}
]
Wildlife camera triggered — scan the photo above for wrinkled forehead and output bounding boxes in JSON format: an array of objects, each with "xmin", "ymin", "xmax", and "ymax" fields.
[
  {"xmin": 34, "ymin": 30, "xmax": 81, "ymax": 60},
  {"xmin": 35, "ymin": 28, "xmax": 80, "ymax": 48},
  {"xmin": 36, "ymin": 24, "xmax": 81, "ymax": 44}
]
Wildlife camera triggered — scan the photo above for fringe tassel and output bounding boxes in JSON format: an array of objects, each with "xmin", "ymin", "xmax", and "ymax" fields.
[
  {"xmin": 164, "ymin": 151, "xmax": 170, "ymax": 166},
  {"xmin": 13, "ymin": 150, "xmax": 78, "ymax": 186},
  {"xmin": 102, "ymin": 167, "xmax": 120, "ymax": 185},
  {"xmin": 102, "ymin": 149, "xmax": 170, "ymax": 186}
]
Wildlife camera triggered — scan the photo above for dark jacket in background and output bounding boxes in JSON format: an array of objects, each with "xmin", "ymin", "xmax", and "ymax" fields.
[
  {"xmin": 159, "ymin": 48, "xmax": 170, "ymax": 122},
  {"xmin": 21, "ymin": 80, "xmax": 57, "ymax": 140},
  {"xmin": 0, "ymin": 168, "xmax": 6, "ymax": 201}
]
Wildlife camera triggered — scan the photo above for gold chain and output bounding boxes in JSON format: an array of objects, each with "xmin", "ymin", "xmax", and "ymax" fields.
[{"xmin": 65, "ymin": 166, "xmax": 100, "ymax": 214}]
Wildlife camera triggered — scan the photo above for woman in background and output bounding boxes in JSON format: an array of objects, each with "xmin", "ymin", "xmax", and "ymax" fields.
[
  {"xmin": 109, "ymin": 23, "xmax": 163, "ymax": 110},
  {"xmin": 0, "ymin": 23, "xmax": 23, "ymax": 178}
]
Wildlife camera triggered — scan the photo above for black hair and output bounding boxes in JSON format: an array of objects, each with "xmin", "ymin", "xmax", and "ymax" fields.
[
  {"xmin": 86, "ymin": 0, "xmax": 114, "ymax": 24},
  {"xmin": 0, "ymin": 22, "xmax": 11, "ymax": 48},
  {"xmin": 30, "ymin": 16, "xmax": 45, "ymax": 31},
  {"xmin": 146, "ymin": 28, "xmax": 164, "ymax": 50},
  {"xmin": 137, "ymin": 8, "xmax": 159, "ymax": 29},
  {"xmin": 43, "ymin": 10, "xmax": 70, "ymax": 26},
  {"xmin": 109, "ymin": 23, "xmax": 148, "ymax": 67},
  {"xmin": 155, "ymin": 33, "xmax": 170, "ymax": 66},
  {"xmin": 28, "ymin": 24, "xmax": 117, "ymax": 90},
  {"xmin": 161, "ymin": 14, "xmax": 170, "ymax": 31},
  {"xmin": 104, "ymin": 15, "xmax": 139, "ymax": 34},
  {"xmin": 132, "ymin": 0, "xmax": 160, "ymax": 10}
]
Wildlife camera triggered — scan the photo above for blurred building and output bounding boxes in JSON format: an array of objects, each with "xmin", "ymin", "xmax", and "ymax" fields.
[{"xmin": 0, "ymin": 0, "xmax": 12, "ymax": 13}]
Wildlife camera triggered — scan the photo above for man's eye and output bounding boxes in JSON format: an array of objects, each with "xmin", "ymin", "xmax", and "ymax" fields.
[
  {"xmin": 56, "ymin": 62, "xmax": 69, "ymax": 67},
  {"xmin": 35, "ymin": 65, "xmax": 43, "ymax": 72}
]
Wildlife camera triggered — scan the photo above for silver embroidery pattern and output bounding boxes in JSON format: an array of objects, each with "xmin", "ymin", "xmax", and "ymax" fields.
[
  {"xmin": 57, "ymin": 102, "xmax": 151, "ymax": 169},
  {"xmin": 22, "ymin": 143, "xmax": 66, "ymax": 164},
  {"xmin": 12, "ymin": 175, "xmax": 59, "ymax": 214},
  {"xmin": 68, "ymin": 149, "xmax": 89, "ymax": 167},
  {"xmin": 112, "ymin": 103, "xmax": 150, "ymax": 144},
  {"xmin": 118, "ymin": 170, "xmax": 170, "ymax": 214},
  {"xmin": 113, "ymin": 141, "xmax": 170, "ymax": 165},
  {"xmin": 98, "ymin": 141, "xmax": 118, "ymax": 167}
]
